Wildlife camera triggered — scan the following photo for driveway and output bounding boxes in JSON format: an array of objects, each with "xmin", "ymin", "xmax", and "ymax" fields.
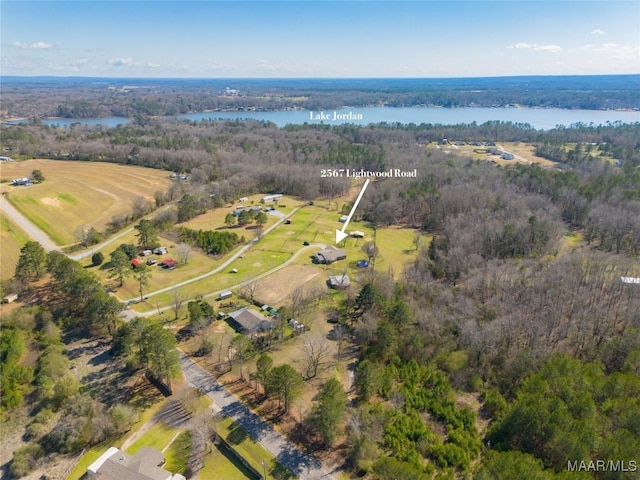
[{"xmin": 179, "ymin": 352, "xmax": 338, "ymax": 480}]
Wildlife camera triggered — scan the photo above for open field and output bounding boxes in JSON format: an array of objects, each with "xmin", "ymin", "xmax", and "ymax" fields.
[
  {"xmin": 0, "ymin": 212, "xmax": 29, "ymax": 280},
  {"xmin": 0, "ymin": 159, "xmax": 172, "ymax": 246},
  {"xmin": 252, "ymin": 265, "xmax": 321, "ymax": 306}
]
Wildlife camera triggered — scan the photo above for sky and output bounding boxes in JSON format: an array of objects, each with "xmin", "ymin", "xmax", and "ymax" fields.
[{"xmin": 1, "ymin": 1, "xmax": 639, "ymax": 78}]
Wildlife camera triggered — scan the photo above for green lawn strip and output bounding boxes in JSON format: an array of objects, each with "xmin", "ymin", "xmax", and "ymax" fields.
[
  {"xmin": 199, "ymin": 442, "xmax": 256, "ymax": 480},
  {"xmin": 125, "ymin": 421, "xmax": 180, "ymax": 455},
  {"xmin": 0, "ymin": 213, "xmax": 30, "ymax": 279},
  {"xmin": 164, "ymin": 430, "xmax": 192, "ymax": 474},
  {"xmin": 7, "ymin": 195, "xmax": 69, "ymax": 245},
  {"xmin": 217, "ymin": 416, "xmax": 294, "ymax": 480}
]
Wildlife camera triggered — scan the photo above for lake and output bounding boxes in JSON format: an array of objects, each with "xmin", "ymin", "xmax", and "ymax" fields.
[{"xmin": 24, "ymin": 106, "xmax": 640, "ymax": 130}]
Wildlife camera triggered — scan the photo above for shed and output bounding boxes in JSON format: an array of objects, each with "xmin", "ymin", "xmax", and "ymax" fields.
[
  {"xmin": 2, "ymin": 293, "xmax": 18, "ymax": 304},
  {"xmin": 218, "ymin": 290, "xmax": 233, "ymax": 300},
  {"xmin": 131, "ymin": 258, "xmax": 143, "ymax": 268},
  {"xmin": 328, "ymin": 275, "xmax": 351, "ymax": 290},
  {"xmin": 350, "ymin": 231, "xmax": 365, "ymax": 238}
]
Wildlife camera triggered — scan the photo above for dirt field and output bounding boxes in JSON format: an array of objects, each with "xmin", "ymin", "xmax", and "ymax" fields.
[
  {"xmin": 252, "ymin": 265, "xmax": 322, "ymax": 306},
  {"xmin": 0, "ymin": 159, "xmax": 172, "ymax": 246}
]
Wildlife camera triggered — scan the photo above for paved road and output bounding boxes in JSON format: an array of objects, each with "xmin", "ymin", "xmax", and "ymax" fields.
[
  {"xmin": 179, "ymin": 352, "xmax": 338, "ymax": 480},
  {"xmin": 0, "ymin": 194, "xmax": 60, "ymax": 252}
]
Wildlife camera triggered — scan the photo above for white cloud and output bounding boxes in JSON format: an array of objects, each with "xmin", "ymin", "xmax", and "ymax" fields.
[
  {"xmin": 108, "ymin": 57, "xmax": 133, "ymax": 67},
  {"xmin": 534, "ymin": 45, "xmax": 562, "ymax": 53},
  {"xmin": 11, "ymin": 41, "xmax": 53, "ymax": 50},
  {"xmin": 508, "ymin": 43, "xmax": 533, "ymax": 49},
  {"xmin": 508, "ymin": 43, "xmax": 561, "ymax": 53},
  {"xmin": 590, "ymin": 29, "xmax": 605, "ymax": 35}
]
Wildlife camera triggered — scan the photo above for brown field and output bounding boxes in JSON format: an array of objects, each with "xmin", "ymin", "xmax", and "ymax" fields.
[
  {"xmin": 0, "ymin": 159, "xmax": 172, "ymax": 246},
  {"xmin": 251, "ymin": 265, "xmax": 323, "ymax": 306}
]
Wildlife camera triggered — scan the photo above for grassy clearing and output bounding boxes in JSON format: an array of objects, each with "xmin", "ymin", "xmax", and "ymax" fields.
[
  {"xmin": 217, "ymin": 416, "xmax": 294, "ymax": 480},
  {"xmin": 199, "ymin": 442, "xmax": 257, "ymax": 479},
  {"xmin": 164, "ymin": 431, "xmax": 192, "ymax": 474},
  {"xmin": 0, "ymin": 159, "xmax": 171, "ymax": 246},
  {"xmin": 0, "ymin": 213, "xmax": 29, "ymax": 280},
  {"xmin": 125, "ymin": 421, "xmax": 179, "ymax": 455}
]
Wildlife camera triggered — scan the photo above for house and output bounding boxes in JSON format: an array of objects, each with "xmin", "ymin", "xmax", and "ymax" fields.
[
  {"xmin": 131, "ymin": 258, "xmax": 143, "ymax": 268},
  {"xmin": 350, "ymin": 231, "xmax": 365, "ymax": 238},
  {"xmin": 161, "ymin": 259, "xmax": 177, "ymax": 270},
  {"xmin": 328, "ymin": 275, "xmax": 351, "ymax": 290},
  {"xmin": 140, "ymin": 250, "xmax": 153, "ymax": 257},
  {"xmin": 501, "ymin": 153, "xmax": 515, "ymax": 160},
  {"xmin": 232, "ymin": 206, "xmax": 245, "ymax": 216},
  {"xmin": 87, "ymin": 446, "xmax": 185, "ymax": 480},
  {"xmin": 313, "ymin": 246, "xmax": 347, "ymax": 264},
  {"xmin": 228, "ymin": 307, "xmax": 273, "ymax": 335},
  {"xmin": 261, "ymin": 194, "xmax": 283, "ymax": 203},
  {"xmin": 153, "ymin": 247, "xmax": 167, "ymax": 255},
  {"xmin": 11, "ymin": 177, "xmax": 31, "ymax": 186},
  {"xmin": 2, "ymin": 293, "xmax": 18, "ymax": 304},
  {"xmin": 0, "ymin": 156, "xmax": 12, "ymax": 162}
]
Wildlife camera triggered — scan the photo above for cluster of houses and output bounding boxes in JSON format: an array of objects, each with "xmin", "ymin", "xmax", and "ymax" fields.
[{"xmin": 131, "ymin": 247, "xmax": 176, "ymax": 269}]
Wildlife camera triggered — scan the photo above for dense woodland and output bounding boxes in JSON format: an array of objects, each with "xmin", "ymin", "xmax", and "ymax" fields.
[
  {"xmin": 2, "ymin": 75, "xmax": 639, "ymax": 120},
  {"xmin": 1, "ymin": 108, "xmax": 640, "ymax": 479}
]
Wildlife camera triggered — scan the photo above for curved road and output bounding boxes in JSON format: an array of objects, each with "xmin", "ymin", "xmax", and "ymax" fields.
[{"xmin": 180, "ymin": 352, "xmax": 337, "ymax": 480}]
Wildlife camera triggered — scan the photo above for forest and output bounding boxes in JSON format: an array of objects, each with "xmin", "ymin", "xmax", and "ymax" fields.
[
  {"xmin": 1, "ymin": 112, "xmax": 639, "ymax": 479},
  {"xmin": 2, "ymin": 75, "xmax": 639, "ymax": 120}
]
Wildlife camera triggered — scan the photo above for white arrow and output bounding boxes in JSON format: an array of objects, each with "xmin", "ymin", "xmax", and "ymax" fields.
[{"xmin": 336, "ymin": 178, "xmax": 370, "ymax": 244}]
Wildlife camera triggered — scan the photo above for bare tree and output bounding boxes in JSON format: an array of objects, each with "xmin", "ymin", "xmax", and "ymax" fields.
[
  {"xmin": 171, "ymin": 287, "xmax": 188, "ymax": 321},
  {"xmin": 176, "ymin": 242, "xmax": 192, "ymax": 264},
  {"xmin": 301, "ymin": 335, "xmax": 332, "ymax": 379},
  {"xmin": 240, "ymin": 280, "xmax": 259, "ymax": 305}
]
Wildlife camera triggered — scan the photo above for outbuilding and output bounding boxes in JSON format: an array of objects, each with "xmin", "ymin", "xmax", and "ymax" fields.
[{"xmin": 2, "ymin": 293, "xmax": 18, "ymax": 304}]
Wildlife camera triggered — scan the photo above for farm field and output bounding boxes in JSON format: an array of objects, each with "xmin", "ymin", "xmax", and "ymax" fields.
[
  {"xmin": 0, "ymin": 212, "xmax": 29, "ymax": 280},
  {"xmin": 0, "ymin": 159, "xmax": 172, "ymax": 246}
]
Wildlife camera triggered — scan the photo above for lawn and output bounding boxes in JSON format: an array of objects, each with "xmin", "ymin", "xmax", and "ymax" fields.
[
  {"xmin": 217, "ymin": 416, "xmax": 295, "ymax": 480},
  {"xmin": 0, "ymin": 213, "xmax": 29, "ymax": 280},
  {"xmin": 199, "ymin": 442, "xmax": 258, "ymax": 480},
  {"xmin": 0, "ymin": 159, "xmax": 171, "ymax": 246}
]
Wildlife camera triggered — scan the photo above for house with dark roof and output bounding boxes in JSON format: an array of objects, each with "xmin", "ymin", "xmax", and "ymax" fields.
[
  {"xmin": 228, "ymin": 307, "xmax": 273, "ymax": 335},
  {"xmin": 312, "ymin": 246, "xmax": 347, "ymax": 264},
  {"xmin": 87, "ymin": 446, "xmax": 185, "ymax": 480}
]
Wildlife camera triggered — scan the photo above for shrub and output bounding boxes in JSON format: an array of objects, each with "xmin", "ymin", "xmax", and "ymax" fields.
[{"xmin": 91, "ymin": 251, "xmax": 105, "ymax": 266}]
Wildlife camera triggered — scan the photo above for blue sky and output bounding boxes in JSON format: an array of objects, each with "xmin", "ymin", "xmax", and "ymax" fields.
[{"xmin": 1, "ymin": 1, "xmax": 638, "ymax": 77}]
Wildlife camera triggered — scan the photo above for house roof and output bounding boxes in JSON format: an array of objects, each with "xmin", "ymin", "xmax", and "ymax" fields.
[
  {"xmin": 228, "ymin": 307, "xmax": 273, "ymax": 334},
  {"xmin": 313, "ymin": 247, "xmax": 347, "ymax": 263},
  {"xmin": 92, "ymin": 447, "xmax": 172, "ymax": 480},
  {"xmin": 329, "ymin": 275, "xmax": 350, "ymax": 288}
]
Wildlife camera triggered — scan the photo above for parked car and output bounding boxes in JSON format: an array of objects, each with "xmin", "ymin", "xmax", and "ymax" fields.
[{"xmin": 303, "ymin": 241, "xmax": 310, "ymax": 246}]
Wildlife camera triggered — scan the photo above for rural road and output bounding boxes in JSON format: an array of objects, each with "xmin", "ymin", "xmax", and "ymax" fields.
[
  {"xmin": 132, "ymin": 242, "xmax": 327, "ymax": 318},
  {"xmin": 122, "ymin": 207, "xmax": 304, "ymax": 305},
  {"xmin": 179, "ymin": 351, "xmax": 338, "ymax": 480},
  {"xmin": 0, "ymin": 194, "xmax": 60, "ymax": 252}
]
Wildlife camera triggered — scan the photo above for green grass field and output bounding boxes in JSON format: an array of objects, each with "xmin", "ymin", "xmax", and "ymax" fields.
[{"xmin": 0, "ymin": 213, "xmax": 30, "ymax": 280}]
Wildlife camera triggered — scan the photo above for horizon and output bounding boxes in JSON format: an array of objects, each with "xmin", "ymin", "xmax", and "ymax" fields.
[{"xmin": 2, "ymin": 1, "xmax": 638, "ymax": 78}]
